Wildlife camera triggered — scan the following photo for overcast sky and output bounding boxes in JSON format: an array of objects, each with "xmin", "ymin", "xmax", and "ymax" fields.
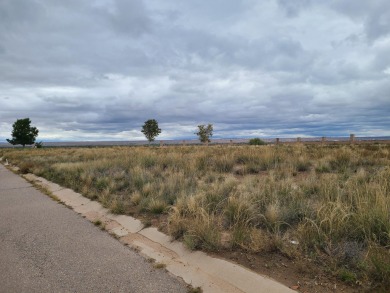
[{"xmin": 1, "ymin": 0, "xmax": 389, "ymax": 142}]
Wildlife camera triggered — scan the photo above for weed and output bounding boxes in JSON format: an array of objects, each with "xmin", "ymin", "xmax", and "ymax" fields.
[
  {"xmin": 93, "ymin": 219, "xmax": 102, "ymax": 226},
  {"xmin": 110, "ymin": 198, "xmax": 126, "ymax": 214},
  {"xmin": 19, "ymin": 161, "xmax": 34, "ymax": 174},
  {"xmin": 337, "ymin": 268, "xmax": 357, "ymax": 284},
  {"xmin": 130, "ymin": 191, "xmax": 142, "ymax": 206},
  {"xmin": 367, "ymin": 246, "xmax": 390, "ymax": 288},
  {"xmin": 187, "ymin": 286, "xmax": 202, "ymax": 293},
  {"xmin": 315, "ymin": 163, "xmax": 331, "ymax": 173},
  {"xmin": 148, "ymin": 198, "xmax": 168, "ymax": 214},
  {"xmin": 153, "ymin": 262, "xmax": 166, "ymax": 269},
  {"xmin": 142, "ymin": 218, "xmax": 152, "ymax": 228},
  {"xmin": 295, "ymin": 157, "xmax": 311, "ymax": 172},
  {"xmin": 183, "ymin": 233, "xmax": 200, "ymax": 250}
]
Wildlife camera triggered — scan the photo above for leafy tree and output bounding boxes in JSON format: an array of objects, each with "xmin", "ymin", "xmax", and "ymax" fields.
[
  {"xmin": 249, "ymin": 138, "xmax": 266, "ymax": 145},
  {"xmin": 195, "ymin": 124, "xmax": 213, "ymax": 143},
  {"xmin": 7, "ymin": 118, "xmax": 39, "ymax": 147},
  {"xmin": 141, "ymin": 119, "xmax": 161, "ymax": 143}
]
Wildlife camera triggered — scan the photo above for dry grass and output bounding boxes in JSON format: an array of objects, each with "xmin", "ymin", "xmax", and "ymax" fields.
[{"xmin": 2, "ymin": 143, "xmax": 390, "ymax": 290}]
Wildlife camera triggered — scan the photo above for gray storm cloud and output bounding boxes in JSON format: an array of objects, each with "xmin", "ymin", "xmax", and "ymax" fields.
[{"xmin": 0, "ymin": 0, "xmax": 389, "ymax": 141}]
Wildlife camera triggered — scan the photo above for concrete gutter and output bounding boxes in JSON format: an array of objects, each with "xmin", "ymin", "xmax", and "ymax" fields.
[{"xmin": 21, "ymin": 171, "xmax": 294, "ymax": 293}]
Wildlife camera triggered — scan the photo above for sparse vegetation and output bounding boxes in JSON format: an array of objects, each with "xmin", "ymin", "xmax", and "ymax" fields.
[{"xmin": 2, "ymin": 143, "xmax": 390, "ymax": 290}]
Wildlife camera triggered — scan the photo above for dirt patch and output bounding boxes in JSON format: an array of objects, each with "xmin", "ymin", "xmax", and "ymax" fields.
[{"xmin": 213, "ymin": 250, "xmax": 362, "ymax": 293}]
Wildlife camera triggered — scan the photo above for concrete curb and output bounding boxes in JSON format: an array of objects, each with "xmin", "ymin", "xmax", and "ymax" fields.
[{"xmin": 22, "ymin": 172, "xmax": 294, "ymax": 293}]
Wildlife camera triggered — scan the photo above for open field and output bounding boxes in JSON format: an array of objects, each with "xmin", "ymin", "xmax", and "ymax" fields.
[
  {"xmin": 1, "ymin": 136, "xmax": 389, "ymax": 148},
  {"xmin": 1, "ymin": 143, "xmax": 390, "ymax": 292}
]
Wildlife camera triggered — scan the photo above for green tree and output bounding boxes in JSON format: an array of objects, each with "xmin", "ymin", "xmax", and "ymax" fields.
[
  {"xmin": 195, "ymin": 124, "xmax": 213, "ymax": 143},
  {"xmin": 7, "ymin": 118, "xmax": 39, "ymax": 147},
  {"xmin": 141, "ymin": 119, "xmax": 161, "ymax": 144}
]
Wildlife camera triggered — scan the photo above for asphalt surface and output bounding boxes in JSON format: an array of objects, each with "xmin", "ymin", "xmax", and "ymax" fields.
[{"xmin": 0, "ymin": 164, "xmax": 187, "ymax": 293}]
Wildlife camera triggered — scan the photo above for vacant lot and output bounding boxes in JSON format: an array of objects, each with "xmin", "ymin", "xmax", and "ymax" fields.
[{"xmin": 2, "ymin": 143, "xmax": 389, "ymax": 291}]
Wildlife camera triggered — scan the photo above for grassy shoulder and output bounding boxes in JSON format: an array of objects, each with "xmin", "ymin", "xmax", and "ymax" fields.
[{"xmin": 1, "ymin": 143, "xmax": 390, "ymax": 292}]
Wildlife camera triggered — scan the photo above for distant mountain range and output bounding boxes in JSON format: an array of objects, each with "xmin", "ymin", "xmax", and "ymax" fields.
[{"xmin": 1, "ymin": 136, "xmax": 389, "ymax": 148}]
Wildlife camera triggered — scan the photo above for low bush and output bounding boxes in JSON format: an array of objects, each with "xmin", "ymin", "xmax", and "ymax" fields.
[{"xmin": 248, "ymin": 138, "xmax": 266, "ymax": 145}]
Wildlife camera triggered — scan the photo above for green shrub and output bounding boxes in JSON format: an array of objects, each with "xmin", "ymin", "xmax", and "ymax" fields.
[
  {"xmin": 249, "ymin": 138, "xmax": 266, "ymax": 145},
  {"xmin": 35, "ymin": 141, "xmax": 44, "ymax": 148}
]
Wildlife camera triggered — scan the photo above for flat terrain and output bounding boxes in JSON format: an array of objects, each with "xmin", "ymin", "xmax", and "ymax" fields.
[
  {"xmin": 0, "ymin": 164, "xmax": 187, "ymax": 293},
  {"xmin": 1, "ymin": 143, "xmax": 390, "ymax": 292}
]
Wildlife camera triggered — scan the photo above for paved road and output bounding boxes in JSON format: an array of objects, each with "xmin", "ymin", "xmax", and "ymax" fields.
[{"xmin": 0, "ymin": 164, "xmax": 187, "ymax": 293}]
